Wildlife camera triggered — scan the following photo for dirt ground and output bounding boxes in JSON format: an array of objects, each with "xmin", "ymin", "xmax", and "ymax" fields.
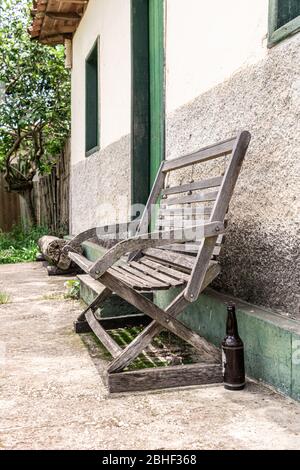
[{"xmin": 0, "ymin": 262, "xmax": 300, "ymax": 450}]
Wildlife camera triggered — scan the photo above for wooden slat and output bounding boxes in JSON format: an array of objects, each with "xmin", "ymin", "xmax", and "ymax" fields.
[
  {"xmin": 0, "ymin": 174, "xmax": 21, "ymax": 232},
  {"xmin": 75, "ymin": 313, "xmax": 151, "ymax": 334},
  {"xmin": 77, "ymin": 285, "xmax": 112, "ymax": 322},
  {"xmin": 160, "ymin": 244, "xmax": 222, "ymax": 256},
  {"xmin": 85, "ymin": 310, "xmax": 122, "ymax": 358},
  {"xmin": 136, "ymin": 162, "xmax": 166, "ymax": 235},
  {"xmin": 45, "ymin": 12, "xmax": 81, "ymax": 20},
  {"xmin": 140, "ymin": 258, "xmax": 190, "ymax": 282},
  {"xmin": 108, "ymin": 363, "xmax": 223, "ymax": 393},
  {"xmin": 163, "ymin": 190, "xmax": 218, "ymax": 207},
  {"xmin": 30, "ymin": 0, "xmax": 89, "ymax": 44},
  {"xmin": 162, "ymin": 176, "xmax": 223, "ymax": 196},
  {"xmin": 162, "ymin": 137, "xmax": 236, "ymax": 172},
  {"xmin": 109, "ymin": 266, "xmax": 151, "ymax": 290},
  {"xmin": 119, "ymin": 264, "xmax": 168, "ymax": 289},
  {"xmin": 129, "ymin": 261, "xmax": 183, "ymax": 286},
  {"xmin": 143, "ymin": 248, "xmax": 196, "ymax": 270},
  {"xmin": 217, "ymin": 234, "xmax": 224, "ymax": 245},
  {"xmin": 158, "ymin": 214, "xmax": 210, "ymax": 223},
  {"xmin": 159, "ymin": 207, "xmax": 212, "ymax": 217},
  {"xmin": 156, "ymin": 222, "xmax": 223, "ymax": 242},
  {"xmin": 68, "ymin": 251, "xmax": 92, "ymax": 273},
  {"xmin": 157, "ymin": 219, "xmax": 209, "ymax": 230}
]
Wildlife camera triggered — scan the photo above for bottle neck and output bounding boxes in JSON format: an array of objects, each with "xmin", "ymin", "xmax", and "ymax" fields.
[{"xmin": 226, "ymin": 306, "xmax": 239, "ymax": 337}]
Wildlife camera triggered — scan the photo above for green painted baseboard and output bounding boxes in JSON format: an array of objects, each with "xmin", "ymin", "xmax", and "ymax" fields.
[{"xmin": 156, "ymin": 288, "xmax": 300, "ymax": 402}]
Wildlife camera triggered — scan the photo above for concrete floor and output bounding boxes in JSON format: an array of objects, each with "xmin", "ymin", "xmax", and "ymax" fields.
[{"xmin": 0, "ymin": 262, "xmax": 300, "ymax": 450}]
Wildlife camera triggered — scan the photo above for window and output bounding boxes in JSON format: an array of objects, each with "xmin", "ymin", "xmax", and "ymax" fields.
[
  {"xmin": 268, "ymin": 0, "xmax": 300, "ymax": 47},
  {"xmin": 85, "ymin": 38, "xmax": 99, "ymax": 155}
]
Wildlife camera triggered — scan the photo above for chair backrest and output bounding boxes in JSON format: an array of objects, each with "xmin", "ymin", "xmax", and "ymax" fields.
[{"xmin": 136, "ymin": 131, "xmax": 251, "ymax": 301}]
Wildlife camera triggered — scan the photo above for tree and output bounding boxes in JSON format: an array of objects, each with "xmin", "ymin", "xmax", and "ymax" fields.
[{"xmin": 0, "ymin": 0, "xmax": 71, "ymax": 224}]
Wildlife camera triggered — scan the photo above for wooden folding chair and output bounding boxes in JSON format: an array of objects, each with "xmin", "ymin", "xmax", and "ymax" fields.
[{"xmin": 65, "ymin": 131, "xmax": 251, "ymax": 393}]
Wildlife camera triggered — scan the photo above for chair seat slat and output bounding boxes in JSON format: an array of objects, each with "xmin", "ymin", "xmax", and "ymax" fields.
[
  {"xmin": 143, "ymin": 248, "xmax": 196, "ymax": 271},
  {"xmin": 119, "ymin": 264, "xmax": 169, "ymax": 288},
  {"xmin": 140, "ymin": 258, "xmax": 190, "ymax": 282},
  {"xmin": 109, "ymin": 266, "xmax": 152, "ymax": 290},
  {"xmin": 129, "ymin": 260, "xmax": 184, "ymax": 286}
]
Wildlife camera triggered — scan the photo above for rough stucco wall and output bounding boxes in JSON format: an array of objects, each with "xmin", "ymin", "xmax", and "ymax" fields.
[
  {"xmin": 70, "ymin": 0, "xmax": 131, "ymax": 233},
  {"xmin": 70, "ymin": 135, "xmax": 131, "ymax": 234},
  {"xmin": 166, "ymin": 34, "xmax": 300, "ymax": 317},
  {"xmin": 71, "ymin": 0, "xmax": 131, "ymax": 165}
]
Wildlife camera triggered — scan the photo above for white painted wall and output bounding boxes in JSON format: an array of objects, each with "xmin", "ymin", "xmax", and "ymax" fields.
[
  {"xmin": 71, "ymin": 0, "xmax": 131, "ymax": 165},
  {"xmin": 166, "ymin": 0, "xmax": 269, "ymax": 112}
]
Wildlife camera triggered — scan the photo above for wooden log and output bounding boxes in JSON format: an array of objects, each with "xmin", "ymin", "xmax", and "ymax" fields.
[
  {"xmin": 39, "ymin": 235, "xmax": 82, "ymax": 270},
  {"xmin": 47, "ymin": 265, "xmax": 79, "ymax": 276},
  {"xmin": 108, "ymin": 363, "xmax": 223, "ymax": 393},
  {"xmin": 36, "ymin": 252, "xmax": 45, "ymax": 262}
]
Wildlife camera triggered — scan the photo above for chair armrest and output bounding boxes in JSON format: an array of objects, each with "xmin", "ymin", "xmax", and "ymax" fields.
[
  {"xmin": 63, "ymin": 220, "xmax": 139, "ymax": 254},
  {"xmin": 89, "ymin": 221, "xmax": 224, "ymax": 279}
]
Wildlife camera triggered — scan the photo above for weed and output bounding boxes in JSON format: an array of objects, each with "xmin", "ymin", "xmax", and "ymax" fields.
[
  {"xmin": 64, "ymin": 279, "xmax": 80, "ymax": 300},
  {"xmin": 0, "ymin": 225, "xmax": 48, "ymax": 264},
  {"xmin": 0, "ymin": 292, "xmax": 10, "ymax": 304}
]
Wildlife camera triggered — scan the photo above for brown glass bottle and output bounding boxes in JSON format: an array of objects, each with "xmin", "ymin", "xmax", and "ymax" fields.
[{"xmin": 222, "ymin": 303, "xmax": 245, "ymax": 391}]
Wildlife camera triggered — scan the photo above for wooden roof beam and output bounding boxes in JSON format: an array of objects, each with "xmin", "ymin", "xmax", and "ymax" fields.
[
  {"xmin": 45, "ymin": 12, "xmax": 82, "ymax": 21},
  {"xmin": 38, "ymin": 32, "xmax": 72, "ymax": 41},
  {"xmin": 59, "ymin": 0, "xmax": 88, "ymax": 4},
  {"xmin": 37, "ymin": 26, "xmax": 77, "ymax": 35}
]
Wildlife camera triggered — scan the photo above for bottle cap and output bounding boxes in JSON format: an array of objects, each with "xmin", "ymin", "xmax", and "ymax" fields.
[{"xmin": 227, "ymin": 302, "xmax": 236, "ymax": 312}]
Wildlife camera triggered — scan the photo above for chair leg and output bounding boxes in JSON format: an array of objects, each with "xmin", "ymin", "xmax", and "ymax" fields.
[
  {"xmin": 107, "ymin": 263, "xmax": 221, "ymax": 372},
  {"xmin": 107, "ymin": 294, "xmax": 186, "ymax": 372},
  {"xmin": 97, "ymin": 272, "xmax": 220, "ymax": 373},
  {"xmin": 75, "ymin": 287, "xmax": 112, "ymax": 333}
]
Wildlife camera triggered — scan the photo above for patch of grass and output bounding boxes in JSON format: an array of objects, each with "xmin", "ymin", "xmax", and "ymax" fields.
[
  {"xmin": 41, "ymin": 293, "xmax": 64, "ymax": 301},
  {"xmin": 64, "ymin": 279, "xmax": 80, "ymax": 300},
  {"xmin": 0, "ymin": 292, "xmax": 10, "ymax": 304},
  {"xmin": 0, "ymin": 225, "xmax": 48, "ymax": 265}
]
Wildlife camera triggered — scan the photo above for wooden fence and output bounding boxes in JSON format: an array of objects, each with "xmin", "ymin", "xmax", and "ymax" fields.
[
  {"xmin": 33, "ymin": 139, "xmax": 70, "ymax": 235},
  {"xmin": 0, "ymin": 174, "xmax": 21, "ymax": 232},
  {"xmin": 0, "ymin": 139, "xmax": 70, "ymax": 234}
]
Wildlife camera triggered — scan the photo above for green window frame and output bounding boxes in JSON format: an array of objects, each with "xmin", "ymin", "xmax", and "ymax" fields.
[
  {"xmin": 268, "ymin": 0, "xmax": 300, "ymax": 47},
  {"xmin": 85, "ymin": 37, "xmax": 100, "ymax": 156},
  {"xmin": 131, "ymin": 0, "xmax": 165, "ymax": 208}
]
